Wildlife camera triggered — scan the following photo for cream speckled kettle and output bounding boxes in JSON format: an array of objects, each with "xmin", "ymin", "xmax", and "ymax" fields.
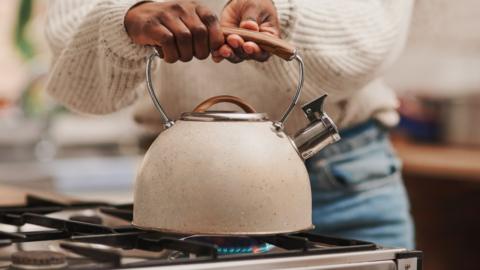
[{"xmin": 133, "ymin": 28, "xmax": 341, "ymax": 235}]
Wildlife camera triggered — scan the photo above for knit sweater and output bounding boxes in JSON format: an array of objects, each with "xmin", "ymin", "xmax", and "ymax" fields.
[{"xmin": 45, "ymin": 0, "xmax": 414, "ymax": 133}]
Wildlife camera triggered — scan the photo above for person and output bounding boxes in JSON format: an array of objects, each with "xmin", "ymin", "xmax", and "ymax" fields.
[{"xmin": 45, "ymin": 0, "xmax": 415, "ymax": 248}]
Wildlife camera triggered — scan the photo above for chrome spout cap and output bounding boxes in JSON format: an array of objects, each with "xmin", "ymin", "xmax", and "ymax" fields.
[{"xmin": 293, "ymin": 95, "xmax": 341, "ymax": 160}]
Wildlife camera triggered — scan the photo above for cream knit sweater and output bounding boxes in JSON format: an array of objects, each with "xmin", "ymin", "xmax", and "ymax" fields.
[{"xmin": 45, "ymin": 0, "xmax": 414, "ymax": 133}]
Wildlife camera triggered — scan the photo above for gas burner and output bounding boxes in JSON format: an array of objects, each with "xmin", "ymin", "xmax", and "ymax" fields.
[
  {"xmin": 0, "ymin": 194, "xmax": 422, "ymax": 269},
  {"xmin": 10, "ymin": 251, "xmax": 67, "ymax": 270},
  {"xmin": 182, "ymin": 236, "xmax": 274, "ymax": 255}
]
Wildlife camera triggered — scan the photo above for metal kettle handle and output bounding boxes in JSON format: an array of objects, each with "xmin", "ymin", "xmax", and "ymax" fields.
[
  {"xmin": 146, "ymin": 48, "xmax": 175, "ymax": 129},
  {"xmin": 145, "ymin": 27, "xmax": 305, "ymax": 130}
]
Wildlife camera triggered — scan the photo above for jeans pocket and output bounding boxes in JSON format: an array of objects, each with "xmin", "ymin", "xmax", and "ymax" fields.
[{"xmin": 327, "ymin": 141, "xmax": 402, "ymax": 190}]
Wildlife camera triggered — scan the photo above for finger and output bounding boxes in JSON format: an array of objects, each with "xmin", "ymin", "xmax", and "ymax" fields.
[
  {"xmin": 219, "ymin": 44, "xmax": 233, "ymax": 58},
  {"xmin": 218, "ymin": 44, "xmax": 243, "ymax": 63},
  {"xmin": 212, "ymin": 55, "xmax": 224, "ymax": 63},
  {"xmin": 226, "ymin": 34, "xmax": 243, "ymax": 49},
  {"xmin": 242, "ymin": 41, "xmax": 261, "ymax": 55},
  {"xmin": 146, "ymin": 24, "xmax": 179, "ymax": 63},
  {"xmin": 239, "ymin": 20, "xmax": 260, "ymax": 31},
  {"xmin": 226, "ymin": 34, "xmax": 248, "ymax": 60},
  {"xmin": 252, "ymin": 50, "xmax": 270, "ymax": 62},
  {"xmin": 226, "ymin": 53, "xmax": 243, "ymax": 64},
  {"xmin": 211, "ymin": 50, "xmax": 223, "ymax": 63},
  {"xmin": 162, "ymin": 17, "xmax": 193, "ymax": 62},
  {"xmin": 259, "ymin": 25, "xmax": 280, "ymax": 37},
  {"xmin": 242, "ymin": 41, "xmax": 270, "ymax": 62},
  {"xmin": 185, "ymin": 15, "xmax": 209, "ymax": 60},
  {"xmin": 239, "ymin": 8, "xmax": 261, "ymax": 31},
  {"xmin": 196, "ymin": 5, "xmax": 224, "ymax": 52},
  {"xmin": 154, "ymin": 46, "xmax": 164, "ymax": 58}
]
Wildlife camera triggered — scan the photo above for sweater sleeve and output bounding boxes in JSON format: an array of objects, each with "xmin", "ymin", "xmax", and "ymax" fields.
[
  {"xmin": 263, "ymin": 0, "xmax": 414, "ymax": 103},
  {"xmin": 45, "ymin": 0, "xmax": 152, "ymax": 114}
]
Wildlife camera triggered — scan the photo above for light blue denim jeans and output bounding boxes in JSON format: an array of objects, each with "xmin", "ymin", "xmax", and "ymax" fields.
[{"xmin": 306, "ymin": 121, "xmax": 414, "ymax": 249}]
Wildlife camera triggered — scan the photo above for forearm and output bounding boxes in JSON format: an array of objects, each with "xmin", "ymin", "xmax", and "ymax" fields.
[
  {"xmin": 262, "ymin": 0, "xmax": 414, "ymax": 102},
  {"xmin": 45, "ymin": 0, "xmax": 151, "ymax": 114}
]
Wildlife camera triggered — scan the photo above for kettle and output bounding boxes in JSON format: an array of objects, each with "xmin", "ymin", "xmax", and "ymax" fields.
[{"xmin": 133, "ymin": 27, "xmax": 340, "ymax": 235}]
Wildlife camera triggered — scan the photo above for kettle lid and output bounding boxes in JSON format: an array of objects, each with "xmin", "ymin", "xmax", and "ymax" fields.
[
  {"xmin": 180, "ymin": 95, "xmax": 269, "ymax": 122},
  {"xmin": 180, "ymin": 111, "xmax": 269, "ymax": 122}
]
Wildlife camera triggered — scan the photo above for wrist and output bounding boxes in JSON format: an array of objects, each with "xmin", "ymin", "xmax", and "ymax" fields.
[
  {"xmin": 125, "ymin": 1, "xmax": 154, "ymax": 39},
  {"xmin": 99, "ymin": 0, "xmax": 151, "ymax": 61}
]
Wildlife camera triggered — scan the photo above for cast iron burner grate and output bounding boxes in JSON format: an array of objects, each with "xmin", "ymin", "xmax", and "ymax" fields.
[{"xmin": 0, "ymin": 195, "xmax": 381, "ymax": 270}]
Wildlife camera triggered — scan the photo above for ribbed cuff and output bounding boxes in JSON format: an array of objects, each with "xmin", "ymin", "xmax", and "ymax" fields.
[
  {"xmin": 272, "ymin": 0, "xmax": 297, "ymax": 39},
  {"xmin": 98, "ymin": 0, "xmax": 151, "ymax": 64}
]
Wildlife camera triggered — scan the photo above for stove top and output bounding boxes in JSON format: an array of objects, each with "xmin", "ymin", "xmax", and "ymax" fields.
[{"xmin": 0, "ymin": 195, "xmax": 422, "ymax": 270}]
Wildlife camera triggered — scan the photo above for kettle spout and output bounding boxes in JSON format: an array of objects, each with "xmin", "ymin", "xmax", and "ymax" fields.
[{"xmin": 293, "ymin": 95, "xmax": 341, "ymax": 160}]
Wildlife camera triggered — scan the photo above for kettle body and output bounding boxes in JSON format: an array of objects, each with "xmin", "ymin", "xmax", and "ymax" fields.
[{"xmin": 133, "ymin": 118, "xmax": 312, "ymax": 234}]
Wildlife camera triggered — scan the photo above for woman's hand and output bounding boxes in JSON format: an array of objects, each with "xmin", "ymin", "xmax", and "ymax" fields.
[
  {"xmin": 125, "ymin": 1, "xmax": 225, "ymax": 63},
  {"xmin": 214, "ymin": 0, "xmax": 280, "ymax": 63}
]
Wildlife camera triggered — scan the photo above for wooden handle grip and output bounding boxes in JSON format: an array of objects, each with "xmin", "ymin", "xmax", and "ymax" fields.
[
  {"xmin": 222, "ymin": 27, "xmax": 296, "ymax": 61},
  {"xmin": 193, "ymin": 95, "xmax": 257, "ymax": 113}
]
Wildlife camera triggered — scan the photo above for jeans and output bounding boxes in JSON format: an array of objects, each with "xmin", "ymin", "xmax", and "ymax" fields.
[{"xmin": 306, "ymin": 121, "xmax": 414, "ymax": 248}]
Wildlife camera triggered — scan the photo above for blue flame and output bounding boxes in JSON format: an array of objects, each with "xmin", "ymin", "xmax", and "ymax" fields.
[{"xmin": 217, "ymin": 243, "xmax": 274, "ymax": 255}]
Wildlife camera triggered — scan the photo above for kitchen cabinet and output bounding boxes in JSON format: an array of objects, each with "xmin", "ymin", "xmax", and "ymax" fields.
[{"xmin": 392, "ymin": 136, "xmax": 480, "ymax": 270}]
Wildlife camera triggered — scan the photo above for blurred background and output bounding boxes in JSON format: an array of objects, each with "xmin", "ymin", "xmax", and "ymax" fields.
[
  {"xmin": 0, "ymin": 1, "xmax": 479, "ymax": 270},
  {"xmin": 0, "ymin": 0, "xmax": 143, "ymax": 203}
]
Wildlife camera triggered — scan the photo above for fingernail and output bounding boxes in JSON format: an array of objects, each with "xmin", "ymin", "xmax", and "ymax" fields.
[
  {"xmin": 212, "ymin": 50, "xmax": 220, "ymax": 57},
  {"xmin": 230, "ymin": 39, "xmax": 239, "ymax": 48},
  {"xmin": 244, "ymin": 46, "xmax": 253, "ymax": 54},
  {"xmin": 221, "ymin": 50, "xmax": 231, "ymax": 58}
]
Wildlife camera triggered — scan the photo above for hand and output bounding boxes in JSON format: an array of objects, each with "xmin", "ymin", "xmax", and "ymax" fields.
[
  {"xmin": 213, "ymin": 0, "xmax": 280, "ymax": 63},
  {"xmin": 125, "ymin": 1, "xmax": 224, "ymax": 63}
]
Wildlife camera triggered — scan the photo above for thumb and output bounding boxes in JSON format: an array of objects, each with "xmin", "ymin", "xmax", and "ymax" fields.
[{"xmin": 239, "ymin": 7, "xmax": 260, "ymax": 31}]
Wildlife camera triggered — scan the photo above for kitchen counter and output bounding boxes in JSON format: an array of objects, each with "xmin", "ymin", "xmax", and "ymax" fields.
[
  {"xmin": 0, "ymin": 184, "xmax": 77, "ymax": 206},
  {"xmin": 392, "ymin": 135, "xmax": 480, "ymax": 181},
  {"xmin": 0, "ymin": 155, "xmax": 140, "ymax": 204}
]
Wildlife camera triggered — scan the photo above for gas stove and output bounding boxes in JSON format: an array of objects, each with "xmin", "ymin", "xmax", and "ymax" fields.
[{"xmin": 0, "ymin": 194, "xmax": 422, "ymax": 270}]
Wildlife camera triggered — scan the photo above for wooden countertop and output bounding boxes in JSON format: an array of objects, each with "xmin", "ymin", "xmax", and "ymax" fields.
[
  {"xmin": 0, "ymin": 184, "xmax": 79, "ymax": 206},
  {"xmin": 392, "ymin": 136, "xmax": 480, "ymax": 181}
]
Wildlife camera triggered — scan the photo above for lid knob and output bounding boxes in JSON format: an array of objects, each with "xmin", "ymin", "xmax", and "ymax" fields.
[{"xmin": 193, "ymin": 95, "xmax": 257, "ymax": 113}]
